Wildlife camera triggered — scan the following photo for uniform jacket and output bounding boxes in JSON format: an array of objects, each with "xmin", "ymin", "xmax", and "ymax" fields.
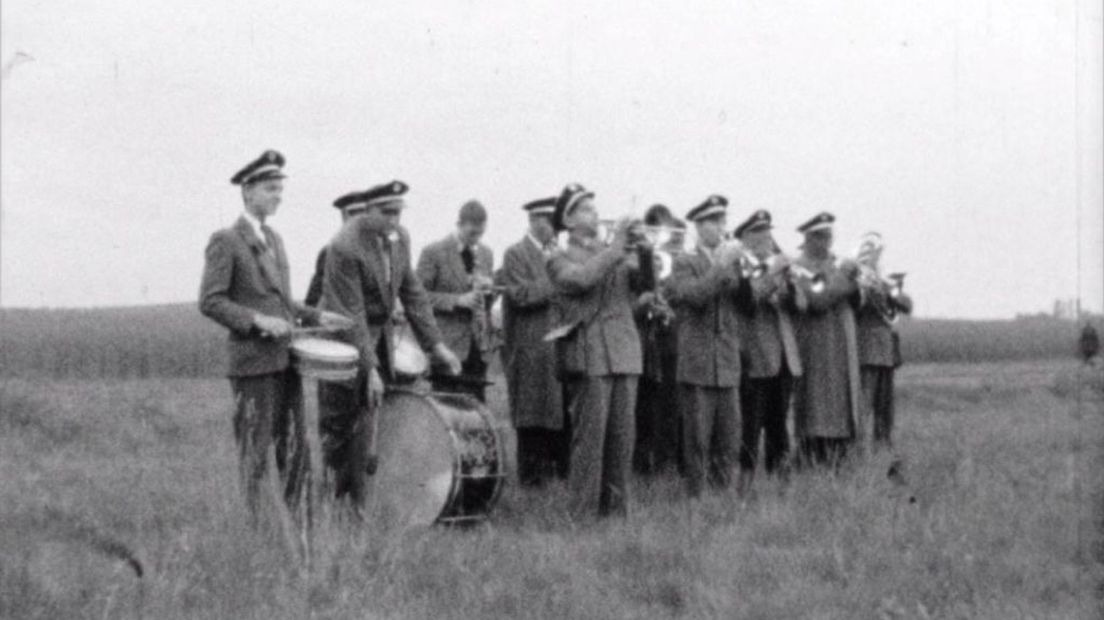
[
  {"xmin": 304, "ymin": 247, "xmax": 327, "ymax": 308},
  {"xmin": 199, "ymin": 216, "xmax": 320, "ymax": 377},
  {"xmin": 416, "ymin": 235, "xmax": 495, "ymax": 361},
  {"xmin": 789, "ymin": 253, "xmax": 861, "ymax": 439},
  {"xmin": 665, "ymin": 247, "xmax": 747, "ymax": 387},
  {"xmin": 547, "ymin": 236, "xmax": 654, "ymax": 378},
  {"xmin": 497, "ymin": 236, "xmax": 563, "ymax": 429},
  {"xmin": 737, "ymin": 267, "xmax": 804, "ymax": 379},
  {"xmin": 320, "ymin": 221, "xmax": 443, "ymax": 377},
  {"xmin": 855, "ymin": 284, "xmax": 913, "ymax": 367}
]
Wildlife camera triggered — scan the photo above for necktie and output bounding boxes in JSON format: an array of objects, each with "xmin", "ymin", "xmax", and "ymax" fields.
[{"xmin": 460, "ymin": 245, "xmax": 475, "ymax": 274}]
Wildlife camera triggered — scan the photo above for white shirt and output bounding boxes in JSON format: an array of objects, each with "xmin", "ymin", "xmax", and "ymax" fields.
[{"xmin": 242, "ymin": 210, "xmax": 269, "ymax": 246}]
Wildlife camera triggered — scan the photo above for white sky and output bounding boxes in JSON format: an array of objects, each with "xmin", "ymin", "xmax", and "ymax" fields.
[{"xmin": 1, "ymin": 0, "xmax": 1101, "ymax": 318}]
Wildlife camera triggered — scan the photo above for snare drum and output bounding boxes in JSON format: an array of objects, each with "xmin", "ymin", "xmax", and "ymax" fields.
[
  {"xmin": 290, "ymin": 337, "xmax": 359, "ymax": 382},
  {"xmin": 369, "ymin": 389, "xmax": 506, "ymax": 526}
]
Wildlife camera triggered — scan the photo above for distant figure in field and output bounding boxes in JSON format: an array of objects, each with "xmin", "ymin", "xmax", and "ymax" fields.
[
  {"xmin": 853, "ymin": 232, "xmax": 913, "ymax": 449},
  {"xmin": 1080, "ymin": 323, "xmax": 1100, "ymax": 365},
  {"xmin": 789, "ymin": 212, "xmax": 862, "ymax": 467},
  {"xmin": 198, "ymin": 150, "xmax": 351, "ymax": 524}
]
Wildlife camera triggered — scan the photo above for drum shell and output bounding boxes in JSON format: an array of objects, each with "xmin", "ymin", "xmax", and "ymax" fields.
[{"xmin": 371, "ymin": 389, "xmax": 506, "ymax": 526}]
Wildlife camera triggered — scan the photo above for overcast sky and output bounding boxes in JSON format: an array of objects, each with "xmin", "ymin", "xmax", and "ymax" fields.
[{"xmin": 1, "ymin": 0, "xmax": 1101, "ymax": 318}]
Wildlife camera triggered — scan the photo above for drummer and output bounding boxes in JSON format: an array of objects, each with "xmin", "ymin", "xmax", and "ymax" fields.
[
  {"xmin": 319, "ymin": 181, "xmax": 463, "ymax": 512},
  {"xmin": 198, "ymin": 150, "xmax": 352, "ymax": 525}
]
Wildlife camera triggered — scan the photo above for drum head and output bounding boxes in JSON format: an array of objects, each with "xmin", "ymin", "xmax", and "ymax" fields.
[
  {"xmin": 369, "ymin": 391, "xmax": 454, "ymax": 527},
  {"xmin": 291, "ymin": 337, "xmax": 358, "ymax": 363}
]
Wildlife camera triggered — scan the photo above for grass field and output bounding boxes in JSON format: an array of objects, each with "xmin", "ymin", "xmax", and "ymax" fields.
[{"xmin": 1, "ymin": 360, "xmax": 1102, "ymax": 619}]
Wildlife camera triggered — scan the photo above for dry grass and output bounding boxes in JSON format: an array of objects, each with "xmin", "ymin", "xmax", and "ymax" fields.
[{"xmin": 1, "ymin": 360, "xmax": 1102, "ymax": 619}]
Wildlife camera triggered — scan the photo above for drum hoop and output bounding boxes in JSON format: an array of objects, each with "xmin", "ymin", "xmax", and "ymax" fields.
[{"xmin": 385, "ymin": 387, "xmax": 506, "ymax": 523}]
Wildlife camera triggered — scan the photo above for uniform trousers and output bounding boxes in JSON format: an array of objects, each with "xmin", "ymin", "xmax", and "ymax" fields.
[
  {"xmin": 679, "ymin": 384, "xmax": 740, "ymax": 497},
  {"xmin": 229, "ymin": 368, "xmax": 306, "ymax": 518},
  {"xmin": 318, "ymin": 374, "xmax": 372, "ymax": 507},
  {"xmin": 738, "ymin": 368, "xmax": 793, "ymax": 474},
  {"xmin": 565, "ymin": 375, "xmax": 638, "ymax": 517},
  {"xmin": 860, "ymin": 365, "xmax": 895, "ymax": 447}
]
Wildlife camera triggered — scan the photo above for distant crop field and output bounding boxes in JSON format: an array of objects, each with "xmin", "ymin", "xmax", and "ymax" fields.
[
  {"xmin": 1, "ymin": 360, "xmax": 1101, "ymax": 618},
  {"xmin": 1, "ymin": 304, "xmax": 1099, "ymax": 379}
]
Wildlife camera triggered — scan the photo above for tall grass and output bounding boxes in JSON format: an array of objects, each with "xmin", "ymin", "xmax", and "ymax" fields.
[{"xmin": 1, "ymin": 360, "xmax": 1101, "ymax": 618}]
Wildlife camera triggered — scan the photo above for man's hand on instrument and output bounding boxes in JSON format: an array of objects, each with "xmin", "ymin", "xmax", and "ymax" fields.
[
  {"xmin": 366, "ymin": 367, "xmax": 385, "ymax": 410},
  {"xmin": 432, "ymin": 343, "xmax": 463, "ymax": 375},
  {"xmin": 456, "ymin": 291, "xmax": 482, "ymax": 310},
  {"xmin": 253, "ymin": 314, "xmax": 292, "ymax": 339},
  {"xmin": 318, "ymin": 311, "xmax": 354, "ymax": 330},
  {"xmin": 767, "ymin": 253, "xmax": 790, "ymax": 275},
  {"xmin": 472, "ymin": 274, "xmax": 495, "ymax": 293},
  {"xmin": 609, "ymin": 217, "xmax": 634, "ymax": 252},
  {"xmin": 838, "ymin": 258, "xmax": 861, "ymax": 280}
]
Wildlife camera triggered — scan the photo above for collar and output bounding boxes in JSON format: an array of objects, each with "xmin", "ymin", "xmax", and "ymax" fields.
[
  {"xmin": 454, "ymin": 232, "xmax": 474, "ymax": 252},
  {"xmin": 527, "ymin": 233, "xmax": 551, "ymax": 251},
  {"xmin": 242, "ymin": 210, "xmax": 267, "ymax": 242}
]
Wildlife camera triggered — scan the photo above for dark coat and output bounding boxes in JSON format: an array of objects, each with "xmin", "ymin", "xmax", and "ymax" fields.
[
  {"xmin": 855, "ymin": 285, "xmax": 913, "ymax": 367},
  {"xmin": 304, "ymin": 247, "xmax": 327, "ymax": 308},
  {"xmin": 737, "ymin": 268, "xmax": 804, "ymax": 379},
  {"xmin": 498, "ymin": 236, "xmax": 563, "ymax": 429},
  {"xmin": 790, "ymin": 254, "xmax": 861, "ymax": 439},
  {"xmin": 416, "ymin": 235, "xmax": 495, "ymax": 361},
  {"xmin": 546, "ymin": 236, "xmax": 653, "ymax": 378},
  {"xmin": 665, "ymin": 248, "xmax": 746, "ymax": 387},
  {"xmin": 199, "ymin": 216, "xmax": 320, "ymax": 377},
  {"xmin": 320, "ymin": 221, "xmax": 442, "ymax": 377}
]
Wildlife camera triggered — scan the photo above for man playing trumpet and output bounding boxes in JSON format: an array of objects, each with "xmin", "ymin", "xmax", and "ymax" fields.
[
  {"xmin": 665, "ymin": 195, "xmax": 748, "ymax": 498},
  {"xmin": 546, "ymin": 183, "xmax": 654, "ymax": 517},
  {"xmin": 852, "ymin": 232, "xmax": 913, "ymax": 449},
  {"xmin": 733, "ymin": 209, "xmax": 804, "ymax": 492}
]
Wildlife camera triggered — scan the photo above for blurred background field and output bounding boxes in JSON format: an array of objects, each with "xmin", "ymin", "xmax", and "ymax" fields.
[
  {"xmin": 1, "ymin": 351, "xmax": 1102, "ymax": 617},
  {"xmin": 1, "ymin": 304, "xmax": 1102, "ymax": 379}
]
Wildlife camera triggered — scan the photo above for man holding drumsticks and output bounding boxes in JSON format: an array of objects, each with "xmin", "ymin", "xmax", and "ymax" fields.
[
  {"xmin": 199, "ymin": 150, "xmax": 351, "ymax": 524},
  {"xmin": 319, "ymin": 180, "xmax": 462, "ymax": 512}
]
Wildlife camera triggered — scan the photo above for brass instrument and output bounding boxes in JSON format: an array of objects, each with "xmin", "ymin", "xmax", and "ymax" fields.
[{"xmin": 854, "ymin": 263, "xmax": 906, "ymax": 324}]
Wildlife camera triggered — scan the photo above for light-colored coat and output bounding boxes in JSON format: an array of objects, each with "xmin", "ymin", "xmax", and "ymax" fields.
[
  {"xmin": 789, "ymin": 254, "xmax": 861, "ymax": 439},
  {"xmin": 498, "ymin": 236, "xmax": 563, "ymax": 429},
  {"xmin": 320, "ymin": 222, "xmax": 442, "ymax": 377},
  {"xmin": 665, "ymin": 248, "xmax": 745, "ymax": 387},
  {"xmin": 199, "ymin": 216, "xmax": 320, "ymax": 377},
  {"xmin": 546, "ymin": 237, "xmax": 651, "ymax": 377},
  {"xmin": 416, "ymin": 235, "xmax": 495, "ymax": 361}
]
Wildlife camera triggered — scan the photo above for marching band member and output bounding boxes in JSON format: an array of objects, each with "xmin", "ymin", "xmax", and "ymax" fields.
[
  {"xmin": 320, "ymin": 181, "xmax": 462, "ymax": 511},
  {"xmin": 199, "ymin": 150, "xmax": 351, "ymax": 522},
  {"xmin": 853, "ymin": 232, "xmax": 913, "ymax": 448},
  {"xmin": 632, "ymin": 204, "xmax": 682, "ymax": 476},
  {"xmin": 304, "ymin": 197, "xmax": 373, "ymax": 307},
  {"xmin": 733, "ymin": 210, "xmax": 804, "ymax": 491},
  {"xmin": 789, "ymin": 212, "xmax": 862, "ymax": 467},
  {"xmin": 546, "ymin": 183, "xmax": 654, "ymax": 517},
  {"xmin": 664, "ymin": 195, "xmax": 747, "ymax": 498},
  {"xmin": 417, "ymin": 200, "xmax": 497, "ymax": 401},
  {"xmin": 497, "ymin": 197, "xmax": 567, "ymax": 487}
]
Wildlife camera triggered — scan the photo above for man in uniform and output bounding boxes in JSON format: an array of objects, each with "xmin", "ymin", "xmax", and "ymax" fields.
[
  {"xmin": 852, "ymin": 232, "xmax": 913, "ymax": 449},
  {"xmin": 319, "ymin": 181, "xmax": 462, "ymax": 510},
  {"xmin": 497, "ymin": 196, "xmax": 565, "ymax": 486},
  {"xmin": 664, "ymin": 195, "xmax": 747, "ymax": 497},
  {"xmin": 789, "ymin": 212, "xmax": 862, "ymax": 466},
  {"xmin": 547, "ymin": 183, "xmax": 654, "ymax": 517},
  {"xmin": 304, "ymin": 198, "xmax": 372, "ymax": 307},
  {"xmin": 199, "ymin": 149, "xmax": 351, "ymax": 522},
  {"xmin": 417, "ymin": 200, "xmax": 497, "ymax": 401},
  {"xmin": 733, "ymin": 210, "xmax": 804, "ymax": 491}
]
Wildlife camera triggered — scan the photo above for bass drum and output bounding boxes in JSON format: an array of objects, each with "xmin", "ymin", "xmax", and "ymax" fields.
[{"xmin": 369, "ymin": 389, "xmax": 507, "ymax": 526}]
